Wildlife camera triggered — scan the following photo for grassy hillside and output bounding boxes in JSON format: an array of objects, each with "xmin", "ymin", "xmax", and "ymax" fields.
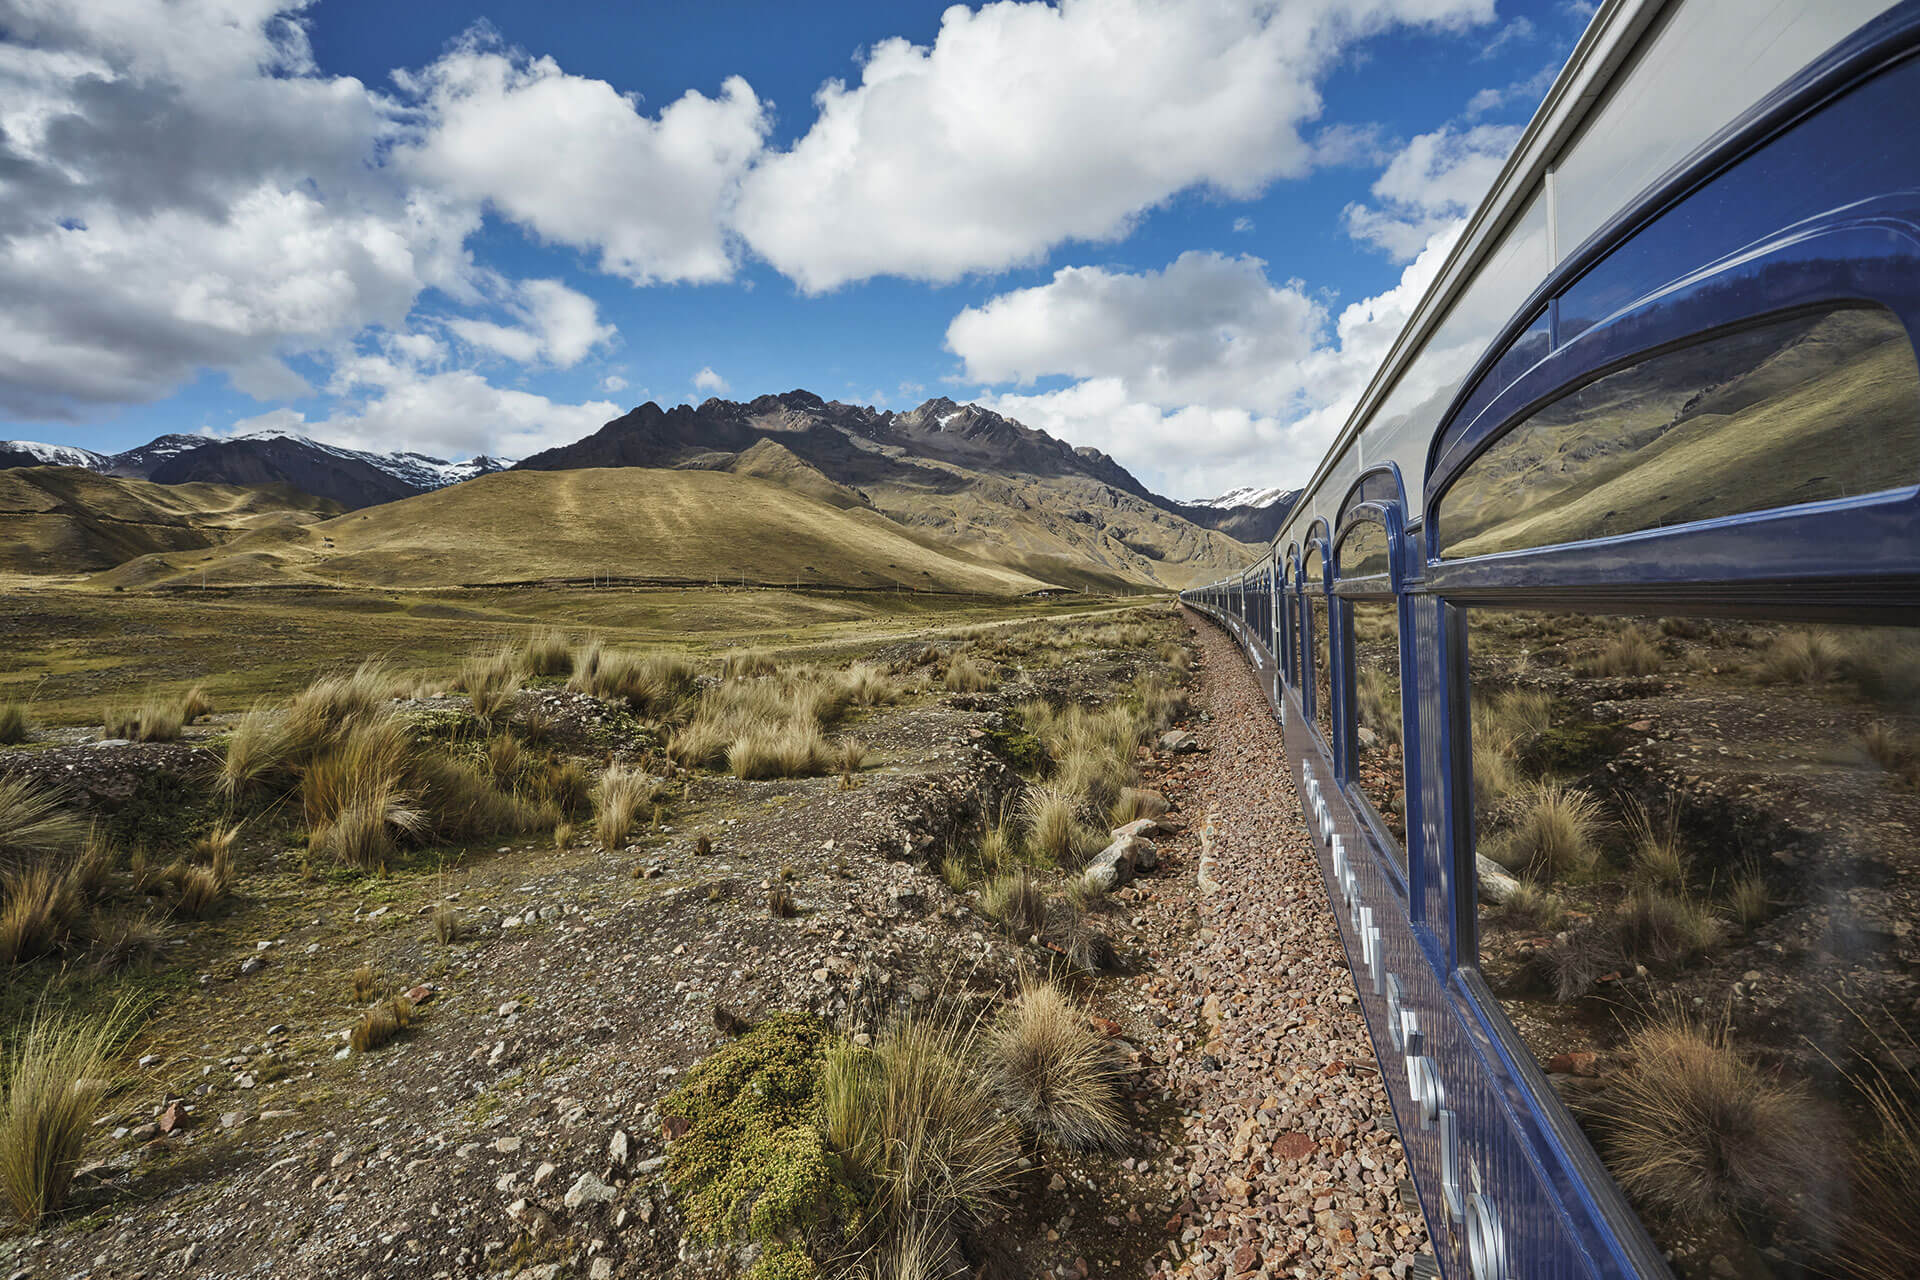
[
  {"xmin": 97, "ymin": 467, "xmax": 1053, "ymax": 595},
  {"xmin": 0, "ymin": 466, "xmax": 340, "ymax": 574}
]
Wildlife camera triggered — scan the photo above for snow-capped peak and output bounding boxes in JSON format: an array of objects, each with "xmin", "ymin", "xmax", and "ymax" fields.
[
  {"xmin": 0, "ymin": 440, "xmax": 111, "ymax": 469},
  {"xmin": 226, "ymin": 430, "xmax": 515, "ymax": 489},
  {"xmin": 1188, "ymin": 484, "xmax": 1296, "ymax": 510}
]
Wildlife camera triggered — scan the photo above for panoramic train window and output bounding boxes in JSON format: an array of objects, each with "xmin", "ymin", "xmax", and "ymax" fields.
[
  {"xmin": 1348, "ymin": 599, "xmax": 1404, "ymax": 848},
  {"xmin": 1439, "ymin": 307, "xmax": 1920, "ymax": 559},
  {"xmin": 1305, "ymin": 548, "xmax": 1331, "ymax": 745},
  {"xmin": 1467, "ymin": 608, "xmax": 1920, "ymax": 1280},
  {"xmin": 1339, "ymin": 521, "xmax": 1390, "ymax": 578}
]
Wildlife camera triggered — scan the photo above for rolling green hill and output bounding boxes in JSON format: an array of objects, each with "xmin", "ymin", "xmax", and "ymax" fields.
[
  {"xmin": 0, "ymin": 466, "xmax": 341, "ymax": 575},
  {"xmin": 96, "ymin": 467, "xmax": 1055, "ymax": 595}
]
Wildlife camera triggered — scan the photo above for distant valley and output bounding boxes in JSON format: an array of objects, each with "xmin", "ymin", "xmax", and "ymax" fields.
[{"xmin": 2, "ymin": 391, "xmax": 1293, "ymax": 592}]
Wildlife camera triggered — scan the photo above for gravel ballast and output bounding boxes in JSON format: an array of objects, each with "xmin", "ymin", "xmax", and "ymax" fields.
[{"xmin": 1151, "ymin": 611, "xmax": 1433, "ymax": 1279}]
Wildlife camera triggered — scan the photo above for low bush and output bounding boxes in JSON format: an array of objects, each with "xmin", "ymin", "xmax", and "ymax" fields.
[
  {"xmin": 980, "ymin": 869, "xmax": 1046, "ymax": 936},
  {"xmin": 0, "ymin": 1001, "xmax": 134, "ymax": 1223},
  {"xmin": 1757, "ymin": 628, "xmax": 1843, "ymax": 684},
  {"xmin": 942, "ymin": 653, "xmax": 995, "ymax": 692},
  {"xmin": 822, "ymin": 1016, "xmax": 1020, "ymax": 1246},
  {"xmin": 1577, "ymin": 628, "xmax": 1664, "ymax": 677},
  {"xmin": 1022, "ymin": 784, "xmax": 1096, "ymax": 865},
  {"xmin": 984, "ymin": 982, "xmax": 1126, "ymax": 1151},
  {"xmin": 0, "ymin": 865, "xmax": 80, "ymax": 965},
  {"xmin": 593, "ymin": 764, "xmax": 658, "ymax": 850},
  {"xmin": 1492, "ymin": 781, "xmax": 1604, "ymax": 879},
  {"xmin": 0, "ymin": 777, "xmax": 82, "ymax": 869},
  {"xmin": 1601, "ymin": 1014, "xmax": 1822, "ymax": 1222}
]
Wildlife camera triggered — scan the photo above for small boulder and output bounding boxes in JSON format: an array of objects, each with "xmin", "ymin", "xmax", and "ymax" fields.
[
  {"xmin": 564, "ymin": 1171, "xmax": 618, "ymax": 1211},
  {"xmin": 1475, "ymin": 853, "xmax": 1521, "ymax": 905},
  {"xmin": 158, "ymin": 1100, "xmax": 189, "ymax": 1133},
  {"xmin": 1158, "ymin": 729, "xmax": 1199, "ymax": 754},
  {"xmin": 1110, "ymin": 818, "xmax": 1167, "ymax": 841},
  {"xmin": 1082, "ymin": 834, "xmax": 1152, "ymax": 894}
]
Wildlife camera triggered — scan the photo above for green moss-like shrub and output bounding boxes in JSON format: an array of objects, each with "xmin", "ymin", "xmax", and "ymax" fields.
[{"xmin": 661, "ymin": 1012, "xmax": 857, "ymax": 1271}]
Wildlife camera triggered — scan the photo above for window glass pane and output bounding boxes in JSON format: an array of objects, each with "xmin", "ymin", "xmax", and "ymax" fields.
[
  {"xmin": 1311, "ymin": 594, "xmax": 1333, "ymax": 745},
  {"xmin": 1304, "ymin": 544, "xmax": 1322, "ymax": 585},
  {"xmin": 1339, "ymin": 521, "xmax": 1391, "ymax": 579},
  {"xmin": 1351, "ymin": 599, "xmax": 1405, "ymax": 850},
  {"xmin": 1470, "ymin": 609, "xmax": 1920, "ymax": 1280},
  {"xmin": 1551, "ymin": 0, "xmax": 1899, "ymax": 268},
  {"xmin": 1357, "ymin": 186, "xmax": 1551, "ymax": 522},
  {"xmin": 1440, "ymin": 308, "xmax": 1920, "ymax": 559}
]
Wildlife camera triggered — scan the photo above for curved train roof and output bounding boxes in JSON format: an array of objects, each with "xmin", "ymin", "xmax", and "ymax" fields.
[{"xmin": 1270, "ymin": 0, "xmax": 1901, "ymax": 561}]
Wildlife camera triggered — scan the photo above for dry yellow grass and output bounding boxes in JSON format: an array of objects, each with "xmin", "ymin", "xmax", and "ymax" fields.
[
  {"xmin": 984, "ymin": 982, "xmax": 1127, "ymax": 1151},
  {"xmin": 0, "ymin": 999, "xmax": 135, "ymax": 1223},
  {"xmin": 0, "ymin": 777, "xmax": 81, "ymax": 870},
  {"xmin": 1602, "ymin": 1013, "xmax": 1821, "ymax": 1222},
  {"xmin": 592, "ymin": 764, "xmax": 658, "ymax": 850}
]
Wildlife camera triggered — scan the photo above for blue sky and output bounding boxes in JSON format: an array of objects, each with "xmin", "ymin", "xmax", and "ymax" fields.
[{"xmin": 0, "ymin": 0, "xmax": 1589, "ymax": 498}]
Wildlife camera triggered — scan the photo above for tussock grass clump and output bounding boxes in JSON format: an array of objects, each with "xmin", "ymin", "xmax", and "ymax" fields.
[
  {"xmin": 822, "ymin": 1017, "xmax": 1020, "ymax": 1242},
  {"xmin": 171, "ymin": 864, "xmax": 226, "ymax": 918},
  {"xmin": 218, "ymin": 702, "xmax": 291, "ymax": 797},
  {"xmin": 102, "ymin": 696, "xmax": 184, "ymax": 743},
  {"xmin": 939, "ymin": 855, "xmax": 970, "ymax": 892},
  {"xmin": 87, "ymin": 910, "xmax": 168, "ymax": 973},
  {"xmin": 0, "ymin": 777, "xmax": 82, "ymax": 870},
  {"xmin": 281, "ymin": 662, "xmax": 393, "ymax": 753},
  {"xmin": 1616, "ymin": 887, "xmax": 1725, "ymax": 966},
  {"xmin": 1021, "ymin": 784, "xmax": 1096, "ymax": 865},
  {"xmin": 0, "ymin": 703, "xmax": 32, "ymax": 746},
  {"xmin": 1601, "ymin": 1013, "xmax": 1821, "ymax": 1222},
  {"xmin": 1728, "ymin": 870, "xmax": 1771, "ymax": 929},
  {"xmin": 942, "ymin": 653, "xmax": 995, "ymax": 692},
  {"xmin": 593, "ymin": 764, "xmax": 658, "ymax": 850},
  {"xmin": 350, "ymin": 994, "xmax": 414, "ymax": 1054},
  {"xmin": 1135, "ymin": 676, "xmax": 1187, "ymax": 735},
  {"xmin": 1577, "ymin": 628, "xmax": 1664, "ymax": 677},
  {"xmin": 432, "ymin": 902, "xmax": 460, "ymax": 944},
  {"xmin": 570, "ymin": 648, "xmax": 700, "ymax": 719},
  {"xmin": 483, "ymin": 733, "xmax": 524, "ymax": 786},
  {"xmin": 179, "ymin": 683, "xmax": 213, "ymax": 724},
  {"xmin": 730, "ymin": 723, "xmax": 831, "ymax": 780},
  {"xmin": 1492, "ymin": 781, "xmax": 1604, "ymax": 878},
  {"xmin": 980, "ymin": 869, "xmax": 1046, "ymax": 936},
  {"xmin": 0, "ymin": 1000, "xmax": 134, "ymax": 1223},
  {"xmin": 721, "ymin": 648, "xmax": 779, "ymax": 679},
  {"xmin": 1621, "ymin": 796, "xmax": 1687, "ymax": 889},
  {"xmin": 350, "ymin": 963, "xmax": 381, "ymax": 1002},
  {"xmin": 768, "ymin": 884, "xmax": 796, "ymax": 918},
  {"xmin": 1496, "ymin": 878, "xmax": 1567, "ymax": 932},
  {"xmin": 1110, "ymin": 786, "xmax": 1167, "ymax": 825},
  {"xmin": 1356, "ymin": 666, "xmax": 1401, "ymax": 744},
  {"xmin": 984, "ymin": 982, "xmax": 1126, "ymax": 1151},
  {"xmin": 841, "ymin": 662, "xmax": 900, "ymax": 707},
  {"xmin": 529, "ymin": 756, "xmax": 592, "ymax": 818},
  {"xmin": 1839, "ymin": 1051, "xmax": 1920, "ymax": 1280},
  {"xmin": 976, "ymin": 817, "xmax": 1017, "ymax": 874},
  {"xmin": 0, "ymin": 866, "xmax": 80, "ymax": 965},
  {"xmin": 517, "ymin": 628, "xmax": 573, "ymax": 677},
  {"xmin": 301, "ymin": 717, "xmax": 425, "ymax": 870},
  {"xmin": 1758, "ymin": 628, "xmax": 1843, "ymax": 684},
  {"xmin": 832, "ymin": 738, "xmax": 868, "ymax": 777}
]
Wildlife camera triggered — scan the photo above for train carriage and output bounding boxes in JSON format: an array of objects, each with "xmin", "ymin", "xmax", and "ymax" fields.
[{"xmin": 1184, "ymin": 3, "xmax": 1920, "ymax": 1277}]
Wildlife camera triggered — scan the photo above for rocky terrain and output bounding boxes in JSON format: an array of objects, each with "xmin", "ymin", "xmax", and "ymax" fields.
[{"xmin": 0, "ymin": 606, "xmax": 1430, "ymax": 1280}]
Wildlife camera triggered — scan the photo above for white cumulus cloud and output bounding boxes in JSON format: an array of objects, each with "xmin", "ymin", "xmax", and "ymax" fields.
[
  {"xmin": 1342, "ymin": 123, "xmax": 1520, "ymax": 260},
  {"xmin": 966, "ymin": 224, "xmax": 1463, "ymax": 498},
  {"xmin": 395, "ymin": 37, "xmax": 770, "ymax": 286},
  {"xmin": 446, "ymin": 278, "xmax": 615, "ymax": 368},
  {"xmin": 693, "ymin": 367, "xmax": 730, "ymax": 395},
  {"xmin": 733, "ymin": 0, "xmax": 1496, "ymax": 291}
]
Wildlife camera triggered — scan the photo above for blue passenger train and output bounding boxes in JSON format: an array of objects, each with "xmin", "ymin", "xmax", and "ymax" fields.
[{"xmin": 1184, "ymin": 3, "xmax": 1920, "ymax": 1278}]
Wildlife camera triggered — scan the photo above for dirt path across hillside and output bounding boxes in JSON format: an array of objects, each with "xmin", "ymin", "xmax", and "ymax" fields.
[{"xmin": 1139, "ymin": 612, "xmax": 1433, "ymax": 1280}]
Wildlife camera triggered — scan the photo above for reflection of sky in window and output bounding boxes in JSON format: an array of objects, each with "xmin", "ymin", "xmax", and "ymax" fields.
[
  {"xmin": 1552, "ymin": 0, "xmax": 1899, "ymax": 263},
  {"xmin": 1276, "ymin": 0, "xmax": 1899, "ymax": 549}
]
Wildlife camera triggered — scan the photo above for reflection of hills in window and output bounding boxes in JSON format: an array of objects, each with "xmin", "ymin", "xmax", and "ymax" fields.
[{"xmin": 1442, "ymin": 307, "xmax": 1920, "ymax": 558}]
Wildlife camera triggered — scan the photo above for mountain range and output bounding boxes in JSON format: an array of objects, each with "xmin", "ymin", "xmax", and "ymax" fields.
[{"xmin": 2, "ymin": 391, "xmax": 1295, "ymax": 590}]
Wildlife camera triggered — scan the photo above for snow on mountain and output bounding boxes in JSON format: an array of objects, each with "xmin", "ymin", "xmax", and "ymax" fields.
[
  {"xmin": 218, "ymin": 431, "xmax": 514, "ymax": 490},
  {"xmin": 0, "ymin": 440, "xmax": 111, "ymax": 469},
  {"xmin": 1188, "ymin": 485, "xmax": 1297, "ymax": 510}
]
